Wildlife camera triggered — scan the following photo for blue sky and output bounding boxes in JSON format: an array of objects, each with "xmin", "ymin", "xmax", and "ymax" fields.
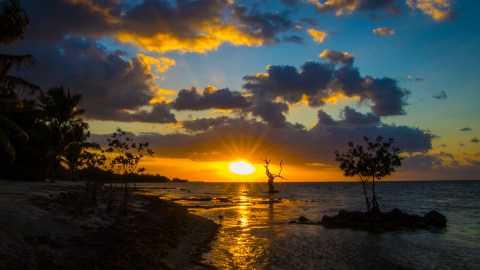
[{"xmin": 10, "ymin": 0, "xmax": 480, "ymax": 181}]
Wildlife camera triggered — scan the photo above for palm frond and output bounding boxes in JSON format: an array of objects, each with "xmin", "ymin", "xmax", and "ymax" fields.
[
  {"xmin": 0, "ymin": 54, "xmax": 36, "ymax": 74},
  {"xmin": 0, "ymin": 74, "xmax": 40, "ymax": 95},
  {"xmin": 0, "ymin": 0, "xmax": 30, "ymax": 45}
]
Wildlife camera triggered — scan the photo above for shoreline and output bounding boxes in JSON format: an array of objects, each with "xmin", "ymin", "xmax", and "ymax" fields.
[{"xmin": 0, "ymin": 180, "xmax": 219, "ymax": 270}]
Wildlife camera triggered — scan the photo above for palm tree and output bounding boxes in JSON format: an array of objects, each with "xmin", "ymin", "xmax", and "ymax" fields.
[
  {"xmin": 0, "ymin": 0, "xmax": 30, "ymax": 44},
  {"xmin": 0, "ymin": 0, "xmax": 40, "ymax": 165},
  {"xmin": 0, "ymin": 0, "xmax": 39, "ymax": 96},
  {"xmin": 40, "ymin": 86, "xmax": 86, "ymax": 181}
]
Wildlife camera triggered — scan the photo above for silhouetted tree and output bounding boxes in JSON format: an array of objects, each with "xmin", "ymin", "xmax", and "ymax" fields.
[
  {"xmin": 106, "ymin": 128, "xmax": 153, "ymax": 215},
  {"xmin": 335, "ymin": 136, "xmax": 403, "ymax": 214},
  {"xmin": 0, "ymin": 0, "xmax": 39, "ymax": 166},
  {"xmin": 0, "ymin": 0, "xmax": 39, "ymax": 95},
  {"xmin": 62, "ymin": 120, "xmax": 96, "ymax": 180},
  {"xmin": 40, "ymin": 86, "xmax": 85, "ymax": 182},
  {"xmin": 261, "ymin": 158, "xmax": 285, "ymax": 194}
]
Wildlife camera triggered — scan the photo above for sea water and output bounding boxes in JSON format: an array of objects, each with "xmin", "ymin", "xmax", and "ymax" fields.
[{"xmin": 138, "ymin": 181, "xmax": 480, "ymax": 270}]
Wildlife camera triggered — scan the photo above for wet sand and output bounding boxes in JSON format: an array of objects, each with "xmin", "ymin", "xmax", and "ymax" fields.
[{"xmin": 0, "ymin": 180, "xmax": 218, "ymax": 270}]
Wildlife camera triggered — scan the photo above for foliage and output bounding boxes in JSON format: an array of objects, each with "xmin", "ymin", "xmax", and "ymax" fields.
[
  {"xmin": 0, "ymin": 0, "xmax": 30, "ymax": 45},
  {"xmin": 106, "ymin": 128, "xmax": 154, "ymax": 175},
  {"xmin": 335, "ymin": 136, "xmax": 403, "ymax": 214},
  {"xmin": 106, "ymin": 128, "xmax": 154, "ymax": 215},
  {"xmin": 40, "ymin": 86, "xmax": 86, "ymax": 181}
]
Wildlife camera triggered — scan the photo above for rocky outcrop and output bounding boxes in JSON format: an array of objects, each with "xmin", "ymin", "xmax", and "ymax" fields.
[
  {"xmin": 320, "ymin": 208, "xmax": 447, "ymax": 232},
  {"xmin": 292, "ymin": 209, "xmax": 447, "ymax": 232}
]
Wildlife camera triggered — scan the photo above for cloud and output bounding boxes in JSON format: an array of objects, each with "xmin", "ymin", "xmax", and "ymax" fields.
[
  {"xmin": 9, "ymin": 37, "xmax": 177, "ymax": 122},
  {"xmin": 317, "ymin": 110, "xmax": 337, "ymax": 126},
  {"xmin": 22, "ymin": 0, "xmax": 300, "ymax": 54},
  {"xmin": 91, "ymin": 115, "xmax": 433, "ymax": 165},
  {"xmin": 406, "ymin": 0, "xmax": 453, "ymax": 21},
  {"xmin": 472, "ymin": 137, "xmax": 479, "ymax": 144},
  {"xmin": 433, "ymin": 90, "xmax": 447, "ymax": 100},
  {"xmin": 308, "ymin": 0, "xmax": 399, "ymax": 16},
  {"xmin": 182, "ymin": 116, "xmax": 235, "ymax": 132},
  {"xmin": 137, "ymin": 54, "xmax": 176, "ymax": 73},
  {"xmin": 373, "ymin": 27, "xmax": 395, "ymax": 35},
  {"xmin": 460, "ymin": 127, "xmax": 472, "ymax": 132},
  {"xmin": 243, "ymin": 60, "xmax": 409, "ymax": 122},
  {"xmin": 310, "ymin": 109, "xmax": 433, "ymax": 154},
  {"xmin": 249, "ymin": 98, "xmax": 289, "ymax": 128},
  {"xmin": 172, "ymin": 86, "xmax": 250, "ymax": 111},
  {"xmin": 406, "ymin": 75, "xmax": 425, "ymax": 82},
  {"xmin": 120, "ymin": 102, "xmax": 177, "ymax": 124},
  {"xmin": 307, "ymin": 29, "xmax": 328, "ymax": 43},
  {"xmin": 319, "ymin": 49, "xmax": 354, "ymax": 66},
  {"xmin": 22, "ymin": 0, "xmax": 117, "ymax": 43},
  {"xmin": 341, "ymin": 106, "xmax": 381, "ymax": 125},
  {"xmin": 231, "ymin": 6, "xmax": 295, "ymax": 45}
]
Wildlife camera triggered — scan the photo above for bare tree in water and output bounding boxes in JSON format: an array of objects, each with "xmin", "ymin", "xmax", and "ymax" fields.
[{"xmin": 261, "ymin": 158, "xmax": 286, "ymax": 194}]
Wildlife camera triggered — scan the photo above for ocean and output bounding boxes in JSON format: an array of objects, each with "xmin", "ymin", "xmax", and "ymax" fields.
[{"xmin": 138, "ymin": 181, "xmax": 480, "ymax": 270}]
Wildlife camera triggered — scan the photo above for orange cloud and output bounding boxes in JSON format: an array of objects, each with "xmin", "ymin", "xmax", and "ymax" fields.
[
  {"xmin": 307, "ymin": 29, "xmax": 328, "ymax": 43},
  {"xmin": 407, "ymin": 0, "xmax": 453, "ymax": 21},
  {"xmin": 322, "ymin": 92, "xmax": 361, "ymax": 104},
  {"xmin": 373, "ymin": 27, "xmax": 395, "ymax": 36},
  {"xmin": 118, "ymin": 24, "xmax": 263, "ymax": 54},
  {"xmin": 308, "ymin": 0, "xmax": 361, "ymax": 16},
  {"xmin": 137, "ymin": 54, "xmax": 176, "ymax": 74},
  {"xmin": 149, "ymin": 88, "xmax": 177, "ymax": 104}
]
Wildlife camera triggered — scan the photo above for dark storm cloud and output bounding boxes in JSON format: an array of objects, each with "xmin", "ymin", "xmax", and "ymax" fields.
[
  {"xmin": 471, "ymin": 137, "xmax": 479, "ymax": 144},
  {"xmin": 231, "ymin": 6, "xmax": 295, "ymax": 44},
  {"xmin": 341, "ymin": 106, "xmax": 380, "ymax": 125},
  {"xmin": 172, "ymin": 87, "xmax": 250, "ymax": 111},
  {"xmin": 310, "ymin": 110, "xmax": 433, "ymax": 154},
  {"xmin": 21, "ymin": 0, "xmax": 301, "ymax": 55},
  {"xmin": 243, "ymin": 60, "xmax": 409, "ymax": 118},
  {"xmin": 317, "ymin": 110, "xmax": 337, "ymax": 126},
  {"xmin": 182, "ymin": 116, "xmax": 233, "ymax": 132},
  {"xmin": 362, "ymin": 76, "xmax": 409, "ymax": 116},
  {"xmin": 122, "ymin": 102, "xmax": 177, "ymax": 123},
  {"xmin": 22, "ymin": 0, "xmax": 118, "ymax": 42},
  {"xmin": 433, "ymin": 91, "xmax": 447, "ymax": 100},
  {"xmin": 10, "ymin": 37, "xmax": 176, "ymax": 123},
  {"xmin": 460, "ymin": 127, "xmax": 472, "ymax": 132},
  {"xmin": 249, "ymin": 98, "xmax": 289, "ymax": 128},
  {"xmin": 243, "ymin": 62, "xmax": 334, "ymax": 106},
  {"xmin": 121, "ymin": 0, "xmax": 225, "ymax": 38}
]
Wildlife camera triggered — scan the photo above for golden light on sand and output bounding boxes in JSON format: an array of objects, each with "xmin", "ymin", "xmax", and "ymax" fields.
[{"xmin": 228, "ymin": 161, "xmax": 256, "ymax": 175}]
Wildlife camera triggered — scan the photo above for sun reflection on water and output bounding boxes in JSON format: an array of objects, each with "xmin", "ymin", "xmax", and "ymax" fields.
[{"xmin": 203, "ymin": 185, "xmax": 272, "ymax": 269}]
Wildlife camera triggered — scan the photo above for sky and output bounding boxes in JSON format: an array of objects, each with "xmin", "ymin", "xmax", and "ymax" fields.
[{"xmin": 9, "ymin": 0, "xmax": 480, "ymax": 181}]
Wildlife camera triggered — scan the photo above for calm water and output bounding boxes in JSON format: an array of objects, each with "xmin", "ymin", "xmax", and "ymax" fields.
[{"xmin": 138, "ymin": 181, "xmax": 480, "ymax": 270}]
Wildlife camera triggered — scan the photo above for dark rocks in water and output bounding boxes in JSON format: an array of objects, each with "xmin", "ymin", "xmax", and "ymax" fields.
[
  {"xmin": 423, "ymin": 210, "xmax": 447, "ymax": 227},
  {"xmin": 320, "ymin": 208, "xmax": 447, "ymax": 232},
  {"xmin": 298, "ymin": 216, "xmax": 309, "ymax": 223}
]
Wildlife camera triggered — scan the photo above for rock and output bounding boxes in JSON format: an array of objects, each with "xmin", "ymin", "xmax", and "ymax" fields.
[
  {"xmin": 319, "ymin": 208, "xmax": 447, "ymax": 232},
  {"xmin": 298, "ymin": 216, "xmax": 309, "ymax": 223},
  {"xmin": 423, "ymin": 210, "xmax": 447, "ymax": 227}
]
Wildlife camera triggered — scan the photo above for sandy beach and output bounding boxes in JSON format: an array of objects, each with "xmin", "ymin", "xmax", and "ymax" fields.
[{"xmin": 0, "ymin": 180, "xmax": 218, "ymax": 270}]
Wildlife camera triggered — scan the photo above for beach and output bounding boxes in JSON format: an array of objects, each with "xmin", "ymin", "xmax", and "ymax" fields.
[{"xmin": 0, "ymin": 180, "xmax": 218, "ymax": 270}]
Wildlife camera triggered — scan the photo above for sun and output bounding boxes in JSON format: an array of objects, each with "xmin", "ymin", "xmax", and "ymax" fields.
[{"xmin": 228, "ymin": 161, "xmax": 256, "ymax": 175}]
